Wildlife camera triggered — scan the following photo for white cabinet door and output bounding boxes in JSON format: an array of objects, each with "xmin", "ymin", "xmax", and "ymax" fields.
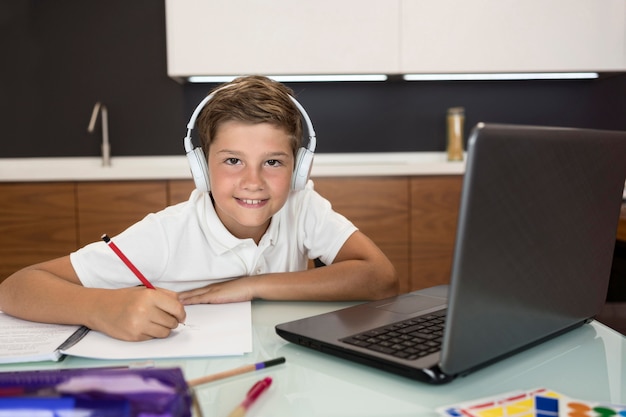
[
  {"xmin": 400, "ymin": 0, "xmax": 626, "ymax": 73},
  {"xmin": 166, "ymin": 0, "xmax": 400, "ymax": 78}
]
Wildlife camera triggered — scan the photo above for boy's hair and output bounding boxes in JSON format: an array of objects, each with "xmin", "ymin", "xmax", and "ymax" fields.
[{"xmin": 196, "ymin": 75, "xmax": 303, "ymax": 159}]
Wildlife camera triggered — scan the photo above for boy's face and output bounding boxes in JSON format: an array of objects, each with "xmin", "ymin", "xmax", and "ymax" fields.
[{"xmin": 207, "ymin": 120, "xmax": 295, "ymax": 242}]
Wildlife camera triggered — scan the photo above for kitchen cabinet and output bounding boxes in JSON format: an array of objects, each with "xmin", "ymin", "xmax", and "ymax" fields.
[
  {"xmin": 165, "ymin": 0, "xmax": 399, "ymax": 79},
  {"xmin": 400, "ymin": 0, "xmax": 626, "ymax": 73},
  {"xmin": 0, "ymin": 183, "xmax": 78, "ymax": 280},
  {"xmin": 0, "ymin": 182, "xmax": 171, "ymax": 281},
  {"xmin": 410, "ymin": 176, "xmax": 463, "ymax": 290},
  {"xmin": 313, "ymin": 177, "xmax": 411, "ymax": 293},
  {"xmin": 166, "ymin": 0, "xmax": 626, "ymax": 78},
  {"xmin": 0, "ymin": 176, "xmax": 463, "ymax": 292},
  {"xmin": 167, "ymin": 176, "xmax": 459, "ymax": 293},
  {"xmin": 76, "ymin": 182, "xmax": 169, "ymax": 247},
  {"xmin": 314, "ymin": 175, "xmax": 463, "ymax": 293},
  {"xmin": 168, "ymin": 180, "xmax": 196, "ymax": 205}
]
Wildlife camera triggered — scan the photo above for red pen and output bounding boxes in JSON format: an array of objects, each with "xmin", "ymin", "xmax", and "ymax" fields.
[
  {"xmin": 101, "ymin": 234, "xmax": 155, "ymax": 289},
  {"xmin": 227, "ymin": 377, "xmax": 272, "ymax": 417}
]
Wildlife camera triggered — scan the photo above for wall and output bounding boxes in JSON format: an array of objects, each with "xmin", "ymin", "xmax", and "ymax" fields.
[
  {"xmin": 2, "ymin": 1, "xmax": 626, "ymax": 158},
  {"xmin": 1, "ymin": 0, "xmax": 183, "ymax": 158},
  {"xmin": 185, "ymin": 77, "xmax": 626, "ymax": 153}
]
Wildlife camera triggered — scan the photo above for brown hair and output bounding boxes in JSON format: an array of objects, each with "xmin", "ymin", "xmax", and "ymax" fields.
[{"xmin": 196, "ymin": 75, "xmax": 303, "ymax": 158}]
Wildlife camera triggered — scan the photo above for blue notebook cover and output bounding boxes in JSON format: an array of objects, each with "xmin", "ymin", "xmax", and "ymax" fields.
[{"xmin": 0, "ymin": 367, "xmax": 191, "ymax": 417}]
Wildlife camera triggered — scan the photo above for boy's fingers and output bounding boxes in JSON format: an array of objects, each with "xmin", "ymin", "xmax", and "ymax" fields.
[{"xmin": 153, "ymin": 288, "xmax": 187, "ymax": 324}]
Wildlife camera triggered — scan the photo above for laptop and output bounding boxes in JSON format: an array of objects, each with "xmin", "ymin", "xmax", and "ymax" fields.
[{"xmin": 276, "ymin": 123, "xmax": 626, "ymax": 384}]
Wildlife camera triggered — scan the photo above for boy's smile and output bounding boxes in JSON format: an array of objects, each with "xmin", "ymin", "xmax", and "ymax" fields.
[
  {"xmin": 239, "ymin": 199, "xmax": 265, "ymax": 206},
  {"xmin": 207, "ymin": 120, "xmax": 295, "ymax": 243}
]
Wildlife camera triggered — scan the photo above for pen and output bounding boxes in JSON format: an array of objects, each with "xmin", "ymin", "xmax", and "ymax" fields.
[
  {"xmin": 187, "ymin": 357, "xmax": 285, "ymax": 388},
  {"xmin": 101, "ymin": 234, "xmax": 155, "ymax": 289},
  {"xmin": 227, "ymin": 377, "xmax": 272, "ymax": 417}
]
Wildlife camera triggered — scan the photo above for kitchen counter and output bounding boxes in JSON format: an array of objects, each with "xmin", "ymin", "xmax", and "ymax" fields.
[{"xmin": 0, "ymin": 152, "xmax": 465, "ymax": 182}]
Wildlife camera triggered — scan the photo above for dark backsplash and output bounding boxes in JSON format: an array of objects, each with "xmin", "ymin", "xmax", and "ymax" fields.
[{"xmin": 2, "ymin": 0, "xmax": 626, "ymax": 158}]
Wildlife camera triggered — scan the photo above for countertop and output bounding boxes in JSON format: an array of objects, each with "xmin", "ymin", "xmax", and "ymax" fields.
[{"xmin": 0, "ymin": 152, "xmax": 466, "ymax": 182}]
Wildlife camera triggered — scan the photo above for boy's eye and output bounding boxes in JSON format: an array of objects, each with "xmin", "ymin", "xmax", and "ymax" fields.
[
  {"xmin": 225, "ymin": 158, "xmax": 241, "ymax": 165},
  {"xmin": 266, "ymin": 159, "xmax": 283, "ymax": 167}
]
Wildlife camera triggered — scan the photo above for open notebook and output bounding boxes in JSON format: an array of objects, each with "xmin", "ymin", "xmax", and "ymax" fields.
[
  {"xmin": 0, "ymin": 302, "xmax": 252, "ymax": 363},
  {"xmin": 276, "ymin": 123, "xmax": 626, "ymax": 384}
]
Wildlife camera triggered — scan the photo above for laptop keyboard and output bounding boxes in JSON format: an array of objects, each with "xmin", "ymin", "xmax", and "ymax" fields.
[{"xmin": 340, "ymin": 310, "xmax": 446, "ymax": 360}]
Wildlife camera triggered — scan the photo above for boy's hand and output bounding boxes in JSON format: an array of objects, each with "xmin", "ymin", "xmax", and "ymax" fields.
[
  {"xmin": 91, "ymin": 286, "xmax": 186, "ymax": 341},
  {"xmin": 178, "ymin": 277, "xmax": 254, "ymax": 305}
]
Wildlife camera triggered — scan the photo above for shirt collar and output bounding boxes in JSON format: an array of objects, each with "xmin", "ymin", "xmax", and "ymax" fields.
[{"xmin": 194, "ymin": 190, "xmax": 279, "ymax": 254}]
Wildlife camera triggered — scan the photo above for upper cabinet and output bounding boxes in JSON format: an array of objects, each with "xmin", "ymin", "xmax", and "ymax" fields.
[
  {"xmin": 165, "ymin": 0, "xmax": 400, "ymax": 79},
  {"xmin": 401, "ymin": 0, "xmax": 626, "ymax": 73},
  {"xmin": 165, "ymin": 0, "xmax": 626, "ymax": 79}
]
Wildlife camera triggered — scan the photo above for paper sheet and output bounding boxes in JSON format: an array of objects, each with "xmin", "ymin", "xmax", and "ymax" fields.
[
  {"xmin": 61, "ymin": 302, "xmax": 252, "ymax": 360},
  {"xmin": 0, "ymin": 312, "xmax": 81, "ymax": 363}
]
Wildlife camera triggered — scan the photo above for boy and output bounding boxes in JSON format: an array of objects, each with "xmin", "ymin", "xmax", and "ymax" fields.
[{"xmin": 0, "ymin": 76, "xmax": 398, "ymax": 342}]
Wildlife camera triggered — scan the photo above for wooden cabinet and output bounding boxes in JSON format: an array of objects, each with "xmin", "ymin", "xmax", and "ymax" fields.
[
  {"xmin": 166, "ymin": 176, "xmax": 462, "ymax": 293},
  {"xmin": 168, "ymin": 180, "xmax": 196, "ymax": 205},
  {"xmin": 0, "ymin": 182, "xmax": 171, "ymax": 281},
  {"xmin": 312, "ymin": 177, "xmax": 411, "ymax": 293},
  {"xmin": 410, "ymin": 176, "xmax": 463, "ymax": 290},
  {"xmin": 76, "ymin": 182, "xmax": 169, "ymax": 247},
  {"xmin": 312, "ymin": 175, "xmax": 463, "ymax": 292},
  {"xmin": 0, "ymin": 176, "xmax": 464, "ymax": 291},
  {"xmin": 0, "ymin": 183, "xmax": 78, "ymax": 280}
]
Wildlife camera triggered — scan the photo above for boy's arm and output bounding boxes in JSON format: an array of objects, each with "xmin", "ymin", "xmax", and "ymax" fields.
[
  {"xmin": 178, "ymin": 231, "xmax": 399, "ymax": 304},
  {"xmin": 0, "ymin": 256, "xmax": 186, "ymax": 341}
]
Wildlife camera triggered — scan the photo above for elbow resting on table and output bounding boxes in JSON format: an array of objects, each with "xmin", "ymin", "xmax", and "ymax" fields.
[{"xmin": 374, "ymin": 261, "xmax": 400, "ymax": 300}]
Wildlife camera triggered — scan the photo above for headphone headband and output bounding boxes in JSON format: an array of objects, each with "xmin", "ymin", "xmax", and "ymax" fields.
[
  {"xmin": 183, "ymin": 84, "xmax": 316, "ymax": 192},
  {"xmin": 184, "ymin": 89, "xmax": 316, "ymax": 153}
]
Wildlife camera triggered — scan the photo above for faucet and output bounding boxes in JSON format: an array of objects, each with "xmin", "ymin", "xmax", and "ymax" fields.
[{"xmin": 87, "ymin": 102, "xmax": 111, "ymax": 167}]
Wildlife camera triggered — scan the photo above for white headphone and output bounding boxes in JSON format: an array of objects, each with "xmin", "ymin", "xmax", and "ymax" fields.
[{"xmin": 183, "ymin": 87, "xmax": 317, "ymax": 193}]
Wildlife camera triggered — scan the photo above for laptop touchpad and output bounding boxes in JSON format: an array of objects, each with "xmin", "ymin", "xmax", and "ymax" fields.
[{"xmin": 375, "ymin": 294, "xmax": 445, "ymax": 315}]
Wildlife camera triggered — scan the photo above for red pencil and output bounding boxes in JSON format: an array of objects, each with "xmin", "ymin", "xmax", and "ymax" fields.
[{"xmin": 101, "ymin": 234, "xmax": 155, "ymax": 289}]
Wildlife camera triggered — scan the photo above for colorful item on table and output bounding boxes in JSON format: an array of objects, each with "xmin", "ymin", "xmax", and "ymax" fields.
[
  {"xmin": 0, "ymin": 367, "xmax": 191, "ymax": 417},
  {"xmin": 187, "ymin": 357, "xmax": 285, "ymax": 388},
  {"xmin": 437, "ymin": 388, "xmax": 626, "ymax": 417},
  {"xmin": 555, "ymin": 396, "xmax": 626, "ymax": 417},
  {"xmin": 438, "ymin": 388, "xmax": 558, "ymax": 417},
  {"xmin": 227, "ymin": 377, "xmax": 272, "ymax": 417}
]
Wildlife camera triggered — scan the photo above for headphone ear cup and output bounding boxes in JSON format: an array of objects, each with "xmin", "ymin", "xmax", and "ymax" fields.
[
  {"xmin": 186, "ymin": 147, "xmax": 210, "ymax": 193},
  {"xmin": 292, "ymin": 147, "xmax": 314, "ymax": 191}
]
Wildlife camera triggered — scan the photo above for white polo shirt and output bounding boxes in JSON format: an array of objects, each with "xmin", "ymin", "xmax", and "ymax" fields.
[{"xmin": 70, "ymin": 180, "xmax": 357, "ymax": 292}]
